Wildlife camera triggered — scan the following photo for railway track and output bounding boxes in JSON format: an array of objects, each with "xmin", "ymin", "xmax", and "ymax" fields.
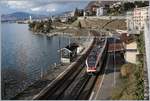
[
  {"xmin": 33, "ymin": 31, "xmax": 108, "ymax": 100},
  {"xmin": 35, "ymin": 62, "xmax": 85, "ymax": 100},
  {"xmin": 60, "ymin": 72, "xmax": 90, "ymax": 100},
  {"xmin": 46, "ymin": 64, "xmax": 85, "ymax": 100},
  {"xmin": 58, "ymin": 64, "xmax": 88, "ymax": 99}
]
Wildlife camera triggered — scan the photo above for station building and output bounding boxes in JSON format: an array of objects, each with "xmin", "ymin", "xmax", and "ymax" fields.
[{"xmin": 60, "ymin": 43, "xmax": 79, "ymax": 63}]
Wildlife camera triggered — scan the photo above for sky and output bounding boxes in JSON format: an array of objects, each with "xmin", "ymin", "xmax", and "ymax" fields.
[{"xmin": 0, "ymin": 0, "xmax": 90, "ymax": 15}]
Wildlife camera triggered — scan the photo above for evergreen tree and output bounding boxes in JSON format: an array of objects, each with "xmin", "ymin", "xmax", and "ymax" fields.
[
  {"xmin": 78, "ymin": 21, "xmax": 82, "ymax": 29},
  {"xmin": 74, "ymin": 8, "xmax": 79, "ymax": 17}
]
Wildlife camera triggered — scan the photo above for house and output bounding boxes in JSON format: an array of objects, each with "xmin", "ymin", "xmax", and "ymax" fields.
[
  {"xmin": 126, "ymin": 6, "xmax": 149, "ymax": 34},
  {"xmin": 96, "ymin": 7, "xmax": 107, "ymax": 16},
  {"xmin": 63, "ymin": 11, "xmax": 75, "ymax": 17},
  {"xmin": 133, "ymin": 6, "xmax": 149, "ymax": 31},
  {"xmin": 60, "ymin": 17, "xmax": 68, "ymax": 23},
  {"xmin": 60, "ymin": 43, "xmax": 79, "ymax": 63},
  {"xmin": 74, "ymin": 8, "xmax": 84, "ymax": 17},
  {"xmin": 84, "ymin": 1, "xmax": 118, "ymax": 16},
  {"xmin": 85, "ymin": 3, "xmax": 100, "ymax": 16},
  {"xmin": 51, "ymin": 16, "xmax": 60, "ymax": 22}
]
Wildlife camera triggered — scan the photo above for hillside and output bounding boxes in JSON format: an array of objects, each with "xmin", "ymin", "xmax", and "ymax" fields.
[{"xmin": 71, "ymin": 18, "xmax": 127, "ymax": 30}]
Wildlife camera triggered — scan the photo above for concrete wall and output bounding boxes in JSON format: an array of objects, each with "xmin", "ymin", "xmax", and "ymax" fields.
[
  {"xmin": 78, "ymin": 16, "xmax": 126, "ymax": 20},
  {"xmin": 144, "ymin": 20, "xmax": 150, "ymax": 99},
  {"xmin": 125, "ymin": 41, "xmax": 138, "ymax": 64}
]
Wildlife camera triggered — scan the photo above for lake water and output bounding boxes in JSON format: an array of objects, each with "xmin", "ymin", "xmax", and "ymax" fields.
[
  {"xmin": 2, "ymin": 23, "xmax": 92, "ymax": 99},
  {"xmin": 1, "ymin": 23, "xmax": 74, "ymax": 81}
]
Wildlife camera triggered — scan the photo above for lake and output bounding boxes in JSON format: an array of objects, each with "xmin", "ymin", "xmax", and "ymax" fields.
[{"xmin": 1, "ymin": 23, "xmax": 74, "ymax": 82}]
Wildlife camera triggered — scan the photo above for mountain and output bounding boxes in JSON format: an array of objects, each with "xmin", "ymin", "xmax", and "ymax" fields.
[{"xmin": 1, "ymin": 12, "xmax": 48, "ymax": 21}]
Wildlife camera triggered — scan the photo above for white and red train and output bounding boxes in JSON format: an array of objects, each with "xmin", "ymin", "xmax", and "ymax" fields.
[{"xmin": 85, "ymin": 42, "xmax": 102, "ymax": 73}]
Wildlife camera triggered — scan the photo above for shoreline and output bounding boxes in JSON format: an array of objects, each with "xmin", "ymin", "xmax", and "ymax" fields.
[{"xmin": 12, "ymin": 63, "xmax": 70, "ymax": 100}]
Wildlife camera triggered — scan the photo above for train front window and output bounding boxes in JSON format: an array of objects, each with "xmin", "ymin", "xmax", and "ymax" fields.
[{"xmin": 88, "ymin": 54, "xmax": 96, "ymax": 67}]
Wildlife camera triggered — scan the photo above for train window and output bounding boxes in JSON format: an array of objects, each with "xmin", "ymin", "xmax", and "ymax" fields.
[
  {"xmin": 87, "ymin": 54, "xmax": 96, "ymax": 67},
  {"xmin": 88, "ymin": 62, "xmax": 96, "ymax": 67}
]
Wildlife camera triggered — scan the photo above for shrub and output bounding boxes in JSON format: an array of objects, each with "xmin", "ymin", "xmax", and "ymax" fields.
[{"xmin": 120, "ymin": 63, "xmax": 135, "ymax": 77}]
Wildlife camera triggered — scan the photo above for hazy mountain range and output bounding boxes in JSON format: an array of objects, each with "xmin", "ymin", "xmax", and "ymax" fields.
[
  {"xmin": 1, "ymin": 12, "xmax": 48, "ymax": 21},
  {"xmin": 1, "ymin": 11, "xmax": 74, "ymax": 21}
]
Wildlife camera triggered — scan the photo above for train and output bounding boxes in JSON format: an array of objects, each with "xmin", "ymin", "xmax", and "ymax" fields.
[{"xmin": 85, "ymin": 38, "xmax": 107, "ymax": 74}]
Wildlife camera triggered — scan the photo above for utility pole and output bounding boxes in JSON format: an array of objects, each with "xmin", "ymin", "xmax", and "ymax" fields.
[
  {"xmin": 69, "ymin": 37, "xmax": 71, "ymax": 62},
  {"xmin": 40, "ymin": 67, "xmax": 43, "ymax": 79},
  {"xmin": 59, "ymin": 36, "xmax": 61, "ymax": 63}
]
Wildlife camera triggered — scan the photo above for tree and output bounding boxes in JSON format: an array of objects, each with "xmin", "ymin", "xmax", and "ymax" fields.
[
  {"xmin": 43, "ymin": 20, "xmax": 53, "ymax": 33},
  {"xmin": 28, "ymin": 21, "xmax": 36, "ymax": 30},
  {"xmin": 48, "ymin": 18, "xmax": 52, "ymax": 24},
  {"xmin": 78, "ymin": 21, "xmax": 82, "ymax": 29},
  {"xmin": 28, "ymin": 19, "xmax": 53, "ymax": 33},
  {"xmin": 74, "ymin": 8, "xmax": 79, "ymax": 17},
  {"xmin": 123, "ymin": 2, "xmax": 135, "ymax": 11},
  {"xmin": 136, "ymin": 32, "xmax": 145, "ymax": 53},
  {"xmin": 134, "ymin": 1, "xmax": 149, "ymax": 7}
]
